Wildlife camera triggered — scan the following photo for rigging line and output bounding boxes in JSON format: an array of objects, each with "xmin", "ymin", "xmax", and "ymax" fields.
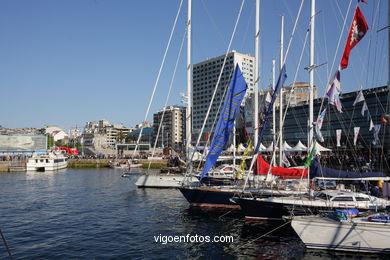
[
  {"xmin": 185, "ymin": 0, "xmax": 246, "ymax": 176},
  {"xmin": 334, "ymin": 0, "xmax": 364, "ymax": 84},
  {"xmin": 0, "ymin": 228, "xmax": 13, "ymax": 260},
  {"xmin": 200, "ymin": 0, "xmax": 227, "ymax": 47},
  {"xmin": 282, "ymin": 0, "xmax": 305, "ymax": 66},
  {"xmin": 272, "ymin": 23, "xmax": 310, "ymax": 172},
  {"xmin": 364, "ymin": 0, "xmax": 382, "ymax": 89},
  {"xmin": 233, "ymin": 220, "xmax": 292, "ymax": 252},
  {"xmin": 243, "ymin": 0, "xmax": 306, "ymax": 191},
  {"xmin": 317, "ymin": 0, "xmax": 353, "ymax": 121},
  {"xmin": 239, "ymin": 3, "xmax": 255, "ymax": 52},
  {"xmin": 147, "ymin": 27, "xmax": 187, "ymax": 171},
  {"xmin": 278, "ymin": 21, "xmax": 311, "ymax": 153},
  {"xmin": 196, "ymin": 70, "xmax": 233, "ymax": 172},
  {"xmin": 131, "ymin": 0, "xmax": 184, "ymax": 161},
  {"xmin": 370, "ymin": 0, "xmax": 383, "ymax": 90}
]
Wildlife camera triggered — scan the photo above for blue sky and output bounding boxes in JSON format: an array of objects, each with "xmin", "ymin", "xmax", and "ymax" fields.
[{"xmin": 0, "ymin": 0, "xmax": 388, "ymax": 131}]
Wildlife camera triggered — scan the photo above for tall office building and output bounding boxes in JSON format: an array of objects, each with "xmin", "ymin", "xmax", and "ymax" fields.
[{"xmin": 192, "ymin": 51, "xmax": 255, "ymax": 143}]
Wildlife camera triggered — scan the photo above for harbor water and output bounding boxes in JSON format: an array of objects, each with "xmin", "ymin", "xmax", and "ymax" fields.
[{"xmin": 0, "ymin": 169, "xmax": 386, "ymax": 259}]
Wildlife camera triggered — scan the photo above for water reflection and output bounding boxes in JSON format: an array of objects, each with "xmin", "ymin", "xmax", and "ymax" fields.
[{"xmin": 0, "ymin": 169, "xmax": 388, "ymax": 259}]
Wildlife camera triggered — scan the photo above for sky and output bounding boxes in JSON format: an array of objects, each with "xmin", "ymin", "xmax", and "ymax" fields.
[{"xmin": 0, "ymin": 0, "xmax": 388, "ymax": 131}]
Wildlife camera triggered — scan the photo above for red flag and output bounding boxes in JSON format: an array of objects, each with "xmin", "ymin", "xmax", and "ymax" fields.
[{"xmin": 340, "ymin": 6, "xmax": 368, "ymax": 69}]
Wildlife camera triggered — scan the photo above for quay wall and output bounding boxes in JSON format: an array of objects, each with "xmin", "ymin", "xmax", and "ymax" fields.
[
  {"xmin": 0, "ymin": 162, "xmax": 10, "ymax": 172},
  {"xmin": 0, "ymin": 159, "xmax": 168, "ymax": 171}
]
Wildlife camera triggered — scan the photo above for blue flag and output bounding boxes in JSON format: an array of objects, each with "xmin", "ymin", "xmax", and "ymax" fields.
[
  {"xmin": 254, "ymin": 65, "xmax": 287, "ymax": 153},
  {"xmin": 200, "ymin": 64, "xmax": 248, "ymax": 180}
]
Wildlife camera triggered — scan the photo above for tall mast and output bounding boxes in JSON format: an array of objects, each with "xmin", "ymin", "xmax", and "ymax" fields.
[
  {"xmin": 388, "ymin": 0, "xmax": 390, "ymax": 88},
  {"xmin": 254, "ymin": 0, "xmax": 260, "ymax": 148},
  {"xmin": 272, "ymin": 59, "xmax": 276, "ymax": 158},
  {"xmin": 186, "ymin": 0, "xmax": 192, "ymax": 154},
  {"xmin": 279, "ymin": 15, "xmax": 284, "ymax": 166},
  {"xmin": 308, "ymin": 0, "xmax": 315, "ymax": 150}
]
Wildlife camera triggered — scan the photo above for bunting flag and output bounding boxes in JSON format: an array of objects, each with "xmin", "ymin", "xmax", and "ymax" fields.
[
  {"xmin": 353, "ymin": 90, "xmax": 365, "ymax": 106},
  {"xmin": 369, "ymin": 119, "xmax": 375, "ymax": 131},
  {"xmin": 326, "ymin": 70, "xmax": 343, "ymax": 113},
  {"xmin": 314, "ymin": 108, "xmax": 326, "ymax": 142},
  {"xmin": 200, "ymin": 64, "xmax": 247, "ymax": 180},
  {"xmin": 336, "ymin": 129, "xmax": 342, "ymax": 147},
  {"xmin": 317, "ymin": 108, "xmax": 326, "ymax": 130},
  {"xmin": 372, "ymin": 124, "xmax": 381, "ymax": 145},
  {"xmin": 304, "ymin": 142, "xmax": 316, "ymax": 168},
  {"xmin": 353, "ymin": 127, "xmax": 360, "ymax": 146},
  {"xmin": 340, "ymin": 6, "xmax": 368, "ymax": 69},
  {"xmin": 255, "ymin": 65, "xmax": 287, "ymax": 153},
  {"xmin": 361, "ymin": 101, "xmax": 368, "ymax": 117}
]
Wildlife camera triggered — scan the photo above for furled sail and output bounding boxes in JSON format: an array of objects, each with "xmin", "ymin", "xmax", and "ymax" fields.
[
  {"xmin": 309, "ymin": 159, "xmax": 388, "ymax": 179},
  {"xmin": 255, "ymin": 65, "xmax": 287, "ymax": 153},
  {"xmin": 200, "ymin": 64, "xmax": 248, "ymax": 181}
]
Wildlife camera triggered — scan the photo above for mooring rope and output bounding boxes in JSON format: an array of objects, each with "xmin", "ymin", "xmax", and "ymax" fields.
[{"xmin": 0, "ymin": 228, "xmax": 13, "ymax": 260}]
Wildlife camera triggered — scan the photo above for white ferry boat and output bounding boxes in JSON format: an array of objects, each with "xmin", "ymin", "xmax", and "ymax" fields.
[{"xmin": 26, "ymin": 151, "xmax": 68, "ymax": 171}]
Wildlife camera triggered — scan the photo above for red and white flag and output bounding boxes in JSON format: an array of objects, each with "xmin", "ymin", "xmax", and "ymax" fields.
[
  {"xmin": 340, "ymin": 6, "xmax": 368, "ymax": 70},
  {"xmin": 353, "ymin": 127, "xmax": 360, "ymax": 146}
]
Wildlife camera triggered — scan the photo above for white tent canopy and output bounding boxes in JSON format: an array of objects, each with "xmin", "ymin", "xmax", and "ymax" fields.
[
  {"xmin": 226, "ymin": 144, "xmax": 234, "ymax": 153},
  {"xmin": 237, "ymin": 143, "xmax": 246, "ymax": 153},
  {"xmin": 316, "ymin": 142, "xmax": 331, "ymax": 152},
  {"xmin": 259, "ymin": 143, "xmax": 267, "ymax": 151},
  {"xmin": 265, "ymin": 142, "xmax": 279, "ymax": 152},
  {"xmin": 289, "ymin": 141, "xmax": 307, "ymax": 152},
  {"xmin": 282, "ymin": 141, "xmax": 293, "ymax": 151}
]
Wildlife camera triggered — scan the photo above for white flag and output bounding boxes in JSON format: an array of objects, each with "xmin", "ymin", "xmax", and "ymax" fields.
[
  {"xmin": 353, "ymin": 90, "xmax": 365, "ymax": 106},
  {"xmin": 361, "ymin": 101, "xmax": 368, "ymax": 116},
  {"xmin": 265, "ymin": 91, "xmax": 272, "ymax": 103},
  {"xmin": 369, "ymin": 119, "xmax": 374, "ymax": 131},
  {"xmin": 326, "ymin": 70, "xmax": 343, "ymax": 113},
  {"xmin": 372, "ymin": 125, "xmax": 381, "ymax": 145},
  {"xmin": 336, "ymin": 129, "xmax": 342, "ymax": 147},
  {"xmin": 316, "ymin": 108, "xmax": 326, "ymax": 130},
  {"xmin": 353, "ymin": 127, "xmax": 360, "ymax": 146}
]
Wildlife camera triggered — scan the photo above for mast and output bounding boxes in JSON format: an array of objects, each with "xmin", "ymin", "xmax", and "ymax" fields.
[
  {"xmin": 388, "ymin": 0, "xmax": 390, "ymax": 88},
  {"xmin": 254, "ymin": 0, "xmax": 260, "ymax": 148},
  {"xmin": 279, "ymin": 15, "xmax": 284, "ymax": 166},
  {"xmin": 186, "ymin": 0, "xmax": 192, "ymax": 155},
  {"xmin": 272, "ymin": 59, "xmax": 276, "ymax": 161},
  {"xmin": 308, "ymin": 0, "xmax": 315, "ymax": 151}
]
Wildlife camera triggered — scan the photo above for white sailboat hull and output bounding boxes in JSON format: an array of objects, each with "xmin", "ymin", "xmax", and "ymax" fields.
[
  {"xmin": 135, "ymin": 174, "xmax": 199, "ymax": 188},
  {"xmin": 291, "ymin": 215, "xmax": 390, "ymax": 253}
]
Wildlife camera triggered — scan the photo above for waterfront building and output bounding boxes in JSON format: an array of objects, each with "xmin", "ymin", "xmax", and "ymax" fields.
[
  {"xmin": 262, "ymin": 86, "xmax": 389, "ymax": 169},
  {"xmin": 81, "ymin": 120, "xmax": 133, "ymax": 155},
  {"xmin": 152, "ymin": 105, "xmax": 186, "ymax": 151},
  {"xmin": 192, "ymin": 51, "xmax": 255, "ymax": 143}
]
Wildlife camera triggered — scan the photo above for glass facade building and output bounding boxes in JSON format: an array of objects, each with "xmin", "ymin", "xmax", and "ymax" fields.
[{"xmin": 263, "ymin": 86, "xmax": 389, "ymax": 156}]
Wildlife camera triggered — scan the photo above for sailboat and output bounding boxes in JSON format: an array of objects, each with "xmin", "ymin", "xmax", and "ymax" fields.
[
  {"xmin": 291, "ymin": 210, "xmax": 390, "ymax": 254},
  {"xmin": 233, "ymin": 0, "xmax": 390, "ymax": 221}
]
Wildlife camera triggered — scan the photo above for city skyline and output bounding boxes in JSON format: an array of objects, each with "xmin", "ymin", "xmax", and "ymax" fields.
[{"xmin": 0, "ymin": 0, "xmax": 388, "ymax": 131}]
